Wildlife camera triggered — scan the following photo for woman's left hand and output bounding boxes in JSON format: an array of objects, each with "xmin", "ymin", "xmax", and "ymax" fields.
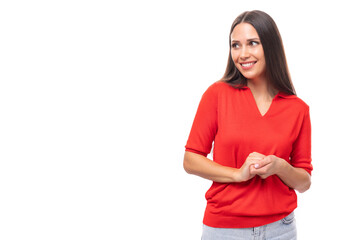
[{"xmin": 250, "ymin": 154, "xmax": 285, "ymax": 179}]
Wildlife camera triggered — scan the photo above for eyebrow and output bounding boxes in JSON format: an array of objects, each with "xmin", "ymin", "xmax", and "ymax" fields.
[{"xmin": 231, "ymin": 38, "xmax": 260, "ymax": 42}]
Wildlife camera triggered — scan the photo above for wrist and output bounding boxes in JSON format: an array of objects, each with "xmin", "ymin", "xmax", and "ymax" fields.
[
  {"xmin": 276, "ymin": 157, "xmax": 290, "ymax": 176},
  {"xmin": 231, "ymin": 168, "xmax": 243, "ymax": 182}
]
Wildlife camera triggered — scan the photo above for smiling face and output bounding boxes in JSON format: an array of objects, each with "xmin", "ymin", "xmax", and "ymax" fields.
[{"xmin": 230, "ymin": 23, "xmax": 266, "ymax": 82}]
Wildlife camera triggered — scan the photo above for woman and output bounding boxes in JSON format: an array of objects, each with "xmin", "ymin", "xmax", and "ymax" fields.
[{"xmin": 183, "ymin": 10, "xmax": 312, "ymax": 240}]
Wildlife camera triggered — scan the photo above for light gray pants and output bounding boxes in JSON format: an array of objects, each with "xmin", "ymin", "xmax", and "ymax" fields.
[{"xmin": 201, "ymin": 212, "xmax": 296, "ymax": 240}]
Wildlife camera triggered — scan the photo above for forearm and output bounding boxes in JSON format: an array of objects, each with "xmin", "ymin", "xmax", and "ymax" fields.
[
  {"xmin": 277, "ymin": 160, "xmax": 311, "ymax": 193},
  {"xmin": 183, "ymin": 151, "xmax": 238, "ymax": 183}
]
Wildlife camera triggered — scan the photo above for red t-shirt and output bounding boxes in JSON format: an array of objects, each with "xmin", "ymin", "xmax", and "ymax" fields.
[{"xmin": 185, "ymin": 81, "xmax": 312, "ymax": 228}]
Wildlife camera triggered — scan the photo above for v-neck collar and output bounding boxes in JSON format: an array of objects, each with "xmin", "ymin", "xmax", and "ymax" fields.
[
  {"xmin": 238, "ymin": 85, "xmax": 296, "ymax": 99},
  {"xmin": 238, "ymin": 85, "xmax": 296, "ymax": 118}
]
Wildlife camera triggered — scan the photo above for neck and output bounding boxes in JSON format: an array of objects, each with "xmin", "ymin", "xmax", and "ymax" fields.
[{"xmin": 247, "ymin": 78, "xmax": 278, "ymax": 100}]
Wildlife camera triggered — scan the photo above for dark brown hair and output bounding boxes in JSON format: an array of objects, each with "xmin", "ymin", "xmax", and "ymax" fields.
[{"xmin": 221, "ymin": 10, "xmax": 296, "ymax": 95}]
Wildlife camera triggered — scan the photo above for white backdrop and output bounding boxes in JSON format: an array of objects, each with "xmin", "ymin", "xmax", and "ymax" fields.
[{"xmin": 1, "ymin": 0, "xmax": 359, "ymax": 239}]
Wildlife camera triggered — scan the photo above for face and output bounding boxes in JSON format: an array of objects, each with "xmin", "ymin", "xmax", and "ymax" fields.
[{"xmin": 230, "ymin": 23, "xmax": 266, "ymax": 81}]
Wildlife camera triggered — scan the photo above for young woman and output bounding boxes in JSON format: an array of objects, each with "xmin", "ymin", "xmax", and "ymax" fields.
[{"xmin": 183, "ymin": 10, "xmax": 312, "ymax": 240}]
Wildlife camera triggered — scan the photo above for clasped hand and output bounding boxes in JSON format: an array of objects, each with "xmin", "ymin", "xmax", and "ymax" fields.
[{"xmin": 235, "ymin": 152, "xmax": 285, "ymax": 182}]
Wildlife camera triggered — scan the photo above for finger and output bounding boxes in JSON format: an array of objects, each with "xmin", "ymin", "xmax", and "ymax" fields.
[
  {"xmin": 245, "ymin": 158, "xmax": 261, "ymax": 164},
  {"xmin": 254, "ymin": 156, "xmax": 272, "ymax": 169},
  {"xmin": 247, "ymin": 155, "xmax": 264, "ymax": 161},
  {"xmin": 245, "ymin": 160, "xmax": 261, "ymax": 175},
  {"xmin": 247, "ymin": 159, "xmax": 262, "ymax": 170},
  {"xmin": 251, "ymin": 164, "xmax": 269, "ymax": 175},
  {"xmin": 249, "ymin": 152, "xmax": 266, "ymax": 158},
  {"xmin": 249, "ymin": 164, "xmax": 258, "ymax": 175}
]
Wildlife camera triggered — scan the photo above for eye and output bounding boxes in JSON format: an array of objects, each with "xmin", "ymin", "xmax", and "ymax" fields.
[
  {"xmin": 249, "ymin": 41, "xmax": 259, "ymax": 46},
  {"xmin": 231, "ymin": 43, "xmax": 239, "ymax": 48}
]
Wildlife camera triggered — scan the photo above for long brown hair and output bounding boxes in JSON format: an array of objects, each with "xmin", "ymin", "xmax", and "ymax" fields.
[{"xmin": 221, "ymin": 10, "xmax": 296, "ymax": 95}]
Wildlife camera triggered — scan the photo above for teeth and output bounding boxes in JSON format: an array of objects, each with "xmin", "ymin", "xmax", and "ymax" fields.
[{"xmin": 241, "ymin": 62, "xmax": 255, "ymax": 67}]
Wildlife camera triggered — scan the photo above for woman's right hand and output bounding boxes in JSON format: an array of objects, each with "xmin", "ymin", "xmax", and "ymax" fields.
[
  {"xmin": 184, "ymin": 151, "xmax": 265, "ymax": 183},
  {"xmin": 233, "ymin": 152, "xmax": 265, "ymax": 182}
]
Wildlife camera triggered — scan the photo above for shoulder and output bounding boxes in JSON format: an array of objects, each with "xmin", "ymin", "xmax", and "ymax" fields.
[
  {"xmin": 203, "ymin": 81, "xmax": 235, "ymax": 96},
  {"xmin": 280, "ymin": 93, "xmax": 310, "ymax": 116},
  {"xmin": 206, "ymin": 80, "xmax": 231, "ymax": 91},
  {"xmin": 292, "ymin": 95, "xmax": 310, "ymax": 113}
]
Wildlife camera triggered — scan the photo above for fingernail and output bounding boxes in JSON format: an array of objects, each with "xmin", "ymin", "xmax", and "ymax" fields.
[{"xmin": 254, "ymin": 164, "xmax": 259, "ymax": 168}]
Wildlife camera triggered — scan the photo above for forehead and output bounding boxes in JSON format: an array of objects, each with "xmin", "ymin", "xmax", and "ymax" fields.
[{"xmin": 231, "ymin": 23, "xmax": 259, "ymax": 41}]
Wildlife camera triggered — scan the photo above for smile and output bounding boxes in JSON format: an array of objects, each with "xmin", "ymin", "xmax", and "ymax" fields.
[{"xmin": 240, "ymin": 61, "xmax": 257, "ymax": 70}]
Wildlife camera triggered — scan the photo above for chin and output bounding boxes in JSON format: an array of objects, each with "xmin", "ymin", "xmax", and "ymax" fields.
[
  {"xmin": 240, "ymin": 73, "xmax": 258, "ymax": 80},
  {"xmin": 239, "ymin": 70, "xmax": 266, "ymax": 81}
]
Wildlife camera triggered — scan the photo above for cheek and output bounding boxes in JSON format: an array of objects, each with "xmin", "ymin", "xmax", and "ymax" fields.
[
  {"xmin": 253, "ymin": 48, "xmax": 265, "ymax": 60},
  {"xmin": 230, "ymin": 51, "xmax": 238, "ymax": 62}
]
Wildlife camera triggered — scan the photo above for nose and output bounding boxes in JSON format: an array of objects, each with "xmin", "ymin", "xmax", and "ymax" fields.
[{"xmin": 239, "ymin": 46, "xmax": 250, "ymax": 60}]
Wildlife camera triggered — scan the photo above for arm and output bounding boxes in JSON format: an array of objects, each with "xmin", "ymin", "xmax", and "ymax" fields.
[
  {"xmin": 277, "ymin": 159, "xmax": 311, "ymax": 193},
  {"xmin": 280, "ymin": 105, "xmax": 312, "ymax": 193},
  {"xmin": 250, "ymin": 154, "xmax": 311, "ymax": 193},
  {"xmin": 183, "ymin": 151, "xmax": 261, "ymax": 183}
]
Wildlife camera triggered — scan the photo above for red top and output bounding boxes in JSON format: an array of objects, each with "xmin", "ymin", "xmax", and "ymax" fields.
[{"xmin": 185, "ymin": 81, "xmax": 312, "ymax": 228}]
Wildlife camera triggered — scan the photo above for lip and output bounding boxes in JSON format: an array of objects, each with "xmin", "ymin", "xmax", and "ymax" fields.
[{"xmin": 239, "ymin": 61, "xmax": 257, "ymax": 70}]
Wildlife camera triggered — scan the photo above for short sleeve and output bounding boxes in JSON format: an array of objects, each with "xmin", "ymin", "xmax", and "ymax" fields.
[
  {"xmin": 290, "ymin": 106, "xmax": 313, "ymax": 175},
  {"xmin": 185, "ymin": 83, "xmax": 218, "ymax": 157}
]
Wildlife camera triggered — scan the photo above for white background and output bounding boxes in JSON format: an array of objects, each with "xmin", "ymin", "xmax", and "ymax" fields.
[{"xmin": 1, "ymin": 0, "xmax": 359, "ymax": 239}]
